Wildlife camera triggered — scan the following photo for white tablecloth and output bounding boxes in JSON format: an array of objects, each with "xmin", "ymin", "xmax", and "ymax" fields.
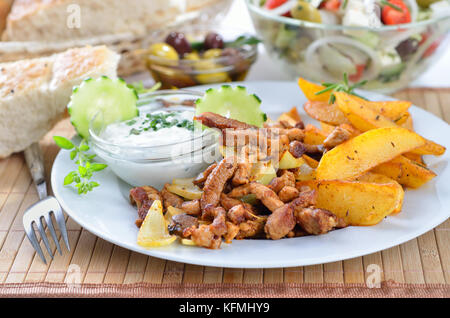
[{"xmin": 223, "ymin": 0, "xmax": 450, "ymax": 87}]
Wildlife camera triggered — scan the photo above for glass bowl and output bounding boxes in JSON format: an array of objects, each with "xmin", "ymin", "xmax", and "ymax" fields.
[
  {"xmin": 89, "ymin": 90, "xmax": 221, "ymax": 188},
  {"xmin": 246, "ymin": 0, "xmax": 450, "ymax": 93},
  {"xmin": 144, "ymin": 24, "xmax": 259, "ymax": 89}
]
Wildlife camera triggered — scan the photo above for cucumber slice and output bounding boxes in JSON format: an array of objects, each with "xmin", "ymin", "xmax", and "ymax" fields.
[
  {"xmin": 68, "ymin": 76, "xmax": 138, "ymax": 139},
  {"xmin": 195, "ymin": 85, "xmax": 266, "ymax": 127}
]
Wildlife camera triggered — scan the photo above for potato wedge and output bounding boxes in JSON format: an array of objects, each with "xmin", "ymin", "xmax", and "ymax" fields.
[
  {"xmin": 351, "ymin": 96, "xmax": 411, "ymax": 121},
  {"xmin": 316, "ymin": 127, "xmax": 426, "ymax": 181},
  {"xmin": 303, "ymin": 124, "xmax": 327, "ymax": 145},
  {"xmin": 298, "ymin": 78, "xmax": 331, "ymax": 102},
  {"xmin": 356, "ymin": 172, "xmax": 398, "ymax": 184},
  {"xmin": 335, "ymin": 92, "xmax": 445, "ymax": 156},
  {"xmin": 408, "ymin": 140, "xmax": 446, "ymax": 156},
  {"xmin": 297, "ymin": 180, "xmax": 403, "ymax": 225},
  {"xmin": 302, "ymin": 154, "xmax": 319, "ymax": 168},
  {"xmin": 320, "ymin": 122, "xmax": 336, "ymax": 135},
  {"xmin": 305, "ymin": 91, "xmax": 410, "ymax": 127},
  {"xmin": 394, "ymin": 112, "xmax": 410, "ymax": 125},
  {"xmin": 371, "ymin": 155, "xmax": 436, "ymax": 188},
  {"xmin": 285, "ymin": 107, "xmax": 302, "ymax": 122},
  {"xmin": 403, "ymin": 152, "xmax": 424, "ymax": 165},
  {"xmin": 400, "ymin": 112, "xmax": 414, "ymax": 130},
  {"xmin": 335, "ymin": 92, "xmax": 397, "ymax": 132},
  {"xmin": 355, "ymin": 172, "xmax": 404, "ymax": 214},
  {"xmin": 304, "ymin": 100, "xmax": 350, "ymax": 125}
]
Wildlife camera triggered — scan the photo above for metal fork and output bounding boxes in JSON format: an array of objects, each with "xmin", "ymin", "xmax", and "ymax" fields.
[{"xmin": 22, "ymin": 142, "xmax": 70, "ymax": 264}]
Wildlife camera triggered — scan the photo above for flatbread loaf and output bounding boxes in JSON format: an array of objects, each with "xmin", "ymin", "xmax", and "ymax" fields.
[
  {"xmin": 2, "ymin": 0, "xmax": 183, "ymax": 41},
  {"xmin": 0, "ymin": 45, "xmax": 119, "ymax": 158}
]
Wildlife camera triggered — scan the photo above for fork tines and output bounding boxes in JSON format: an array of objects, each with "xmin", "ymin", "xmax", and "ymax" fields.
[{"xmin": 23, "ymin": 196, "xmax": 70, "ymax": 264}]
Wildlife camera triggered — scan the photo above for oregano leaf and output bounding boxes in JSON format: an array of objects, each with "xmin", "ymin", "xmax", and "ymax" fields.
[{"xmin": 53, "ymin": 136, "xmax": 74, "ymax": 150}]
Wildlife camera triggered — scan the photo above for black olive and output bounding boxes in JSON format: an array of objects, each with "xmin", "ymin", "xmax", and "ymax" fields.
[
  {"xmin": 396, "ymin": 38, "xmax": 419, "ymax": 59},
  {"xmin": 204, "ymin": 32, "xmax": 224, "ymax": 50},
  {"xmin": 165, "ymin": 32, "xmax": 192, "ymax": 56}
]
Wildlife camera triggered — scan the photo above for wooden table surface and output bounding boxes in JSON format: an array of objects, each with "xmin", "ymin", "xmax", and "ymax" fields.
[{"xmin": 0, "ymin": 87, "xmax": 448, "ymax": 287}]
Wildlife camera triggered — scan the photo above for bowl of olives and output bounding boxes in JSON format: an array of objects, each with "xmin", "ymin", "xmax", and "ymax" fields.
[{"xmin": 144, "ymin": 25, "xmax": 260, "ymax": 89}]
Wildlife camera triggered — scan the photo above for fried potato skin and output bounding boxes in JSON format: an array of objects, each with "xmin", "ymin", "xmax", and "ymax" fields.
[
  {"xmin": 297, "ymin": 180, "xmax": 403, "ymax": 225},
  {"xmin": 335, "ymin": 92, "xmax": 397, "ymax": 132},
  {"xmin": 351, "ymin": 96, "xmax": 411, "ymax": 121},
  {"xmin": 335, "ymin": 92, "xmax": 445, "ymax": 156},
  {"xmin": 355, "ymin": 172, "xmax": 404, "ymax": 214},
  {"xmin": 371, "ymin": 156, "xmax": 436, "ymax": 189},
  {"xmin": 298, "ymin": 78, "xmax": 331, "ymax": 103},
  {"xmin": 320, "ymin": 122, "xmax": 336, "ymax": 135},
  {"xmin": 316, "ymin": 127, "xmax": 426, "ymax": 181},
  {"xmin": 302, "ymin": 154, "xmax": 319, "ymax": 168},
  {"xmin": 303, "ymin": 124, "xmax": 327, "ymax": 145},
  {"xmin": 304, "ymin": 101, "xmax": 350, "ymax": 126}
]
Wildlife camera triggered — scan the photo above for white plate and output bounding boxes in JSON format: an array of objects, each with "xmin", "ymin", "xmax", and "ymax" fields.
[{"xmin": 51, "ymin": 81, "xmax": 450, "ymax": 268}]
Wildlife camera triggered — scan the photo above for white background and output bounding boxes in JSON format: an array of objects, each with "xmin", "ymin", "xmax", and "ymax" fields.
[{"xmin": 223, "ymin": 0, "xmax": 450, "ymax": 87}]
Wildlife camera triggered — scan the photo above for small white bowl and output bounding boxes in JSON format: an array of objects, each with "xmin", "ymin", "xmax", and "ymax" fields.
[{"xmin": 89, "ymin": 90, "xmax": 220, "ymax": 188}]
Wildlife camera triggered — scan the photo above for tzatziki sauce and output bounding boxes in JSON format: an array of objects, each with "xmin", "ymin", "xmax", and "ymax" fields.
[
  {"xmin": 100, "ymin": 110, "xmax": 196, "ymax": 147},
  {"xmin": 92, "ymin": 105, "xmax": 220, "ymax": 188}
]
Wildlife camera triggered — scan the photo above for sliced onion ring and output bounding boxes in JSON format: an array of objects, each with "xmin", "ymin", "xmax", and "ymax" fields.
[
  {"xmin": 305, "ymin": 35, "xmax": 381, "ymax": 82},
  {"xmin": 404, "ymin": 0, "xmax": 419, "ymax": 22}
]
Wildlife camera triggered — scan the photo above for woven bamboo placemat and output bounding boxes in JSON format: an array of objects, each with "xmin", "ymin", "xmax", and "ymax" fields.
[{"xmin": 0, "ymin": 87, "xmax": 448, "ymax": 297}]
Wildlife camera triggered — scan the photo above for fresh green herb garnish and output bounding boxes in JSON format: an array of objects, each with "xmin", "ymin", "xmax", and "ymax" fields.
[
  {"xmin": 127, "ymin": 81, "xmax": 161, "ymax": 94},
  {"xmin": 129, "ymin": 112, "xmax": 194, "ymax": 136},
  {"xmin": 225, "ymin": 35, "xmax": 262, "ymax": 48},
  {"xmin": 380, "ymin": 0, "xmax": 403, "ymax": 12},
  {"xmin": 53, "ymin": 136, "xmax": 107, "ymax": 195},
  {"xmin": 315, "ymin": 73, "xmax": 368, "ymax": 104}
]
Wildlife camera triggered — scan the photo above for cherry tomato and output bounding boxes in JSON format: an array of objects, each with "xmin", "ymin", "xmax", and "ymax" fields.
[
  {"xmin": 349, "ymin": 64, "xmax": 366, "ymax": 82},
  {"xmin": 320, "ymin": 0, "xmax": 341, "ymax": 12},
  {"xmin": 265, "ymin": 0, "xmax": 287, "ymax": 9},
  {"xmin": 381, "ymin": 0, "xmax": 411, "ymax": 25}
]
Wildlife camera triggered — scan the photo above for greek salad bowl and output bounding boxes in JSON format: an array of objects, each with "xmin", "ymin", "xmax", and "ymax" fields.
[{"xmin": 246, "ymin": 0, "xmax": 450, "ymax": 93}]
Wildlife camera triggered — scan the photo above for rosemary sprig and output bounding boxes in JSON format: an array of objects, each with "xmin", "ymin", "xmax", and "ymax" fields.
[
  {"xmin": 380, "ymin": 0, "xmax": 403, "ymax": 12},
  {"xmin": 53, "ymin": 136, "xmax": 107, "ymax": 195},
  {"xmin": 315, "ymin": 73, "xmax": 368, "ymax": 104}
]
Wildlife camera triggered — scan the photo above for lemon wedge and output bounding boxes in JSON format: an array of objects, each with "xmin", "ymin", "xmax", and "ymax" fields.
[{"xmin": 137, "ymin": 200, "xmax": 177, "ymax": 248}]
